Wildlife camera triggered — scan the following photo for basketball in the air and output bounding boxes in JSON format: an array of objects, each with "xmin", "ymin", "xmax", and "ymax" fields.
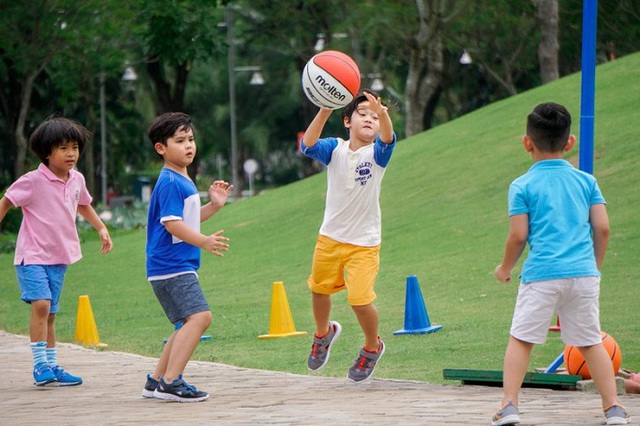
[
  {"xmin": 301, "ymin": 50, "xmax": 361, "ymax": 109},
  {"xmin": 564, "ymin": 331, "xmax": 621, "ymax": 379}
]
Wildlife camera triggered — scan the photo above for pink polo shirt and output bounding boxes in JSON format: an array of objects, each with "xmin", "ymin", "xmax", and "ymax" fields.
[{"xmin": 5, "ymin": 163, "xmax": 92, "ymax": 265}]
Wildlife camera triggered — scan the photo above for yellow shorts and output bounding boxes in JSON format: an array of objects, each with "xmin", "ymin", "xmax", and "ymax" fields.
[{"xmin": 307, "ymin": 234, "xmax": 380, "ymax": 306}]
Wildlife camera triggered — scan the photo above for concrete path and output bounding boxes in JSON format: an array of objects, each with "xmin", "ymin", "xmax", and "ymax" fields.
[{"xmin": 0, "ymin": 330, "xmax": 637, "ymax": 425}]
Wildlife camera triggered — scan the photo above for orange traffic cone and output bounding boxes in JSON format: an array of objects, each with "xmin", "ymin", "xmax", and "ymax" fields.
[
  {"xmin": 75, "ymin": 295, "xmax": 108, "ymax": 347},
  {"xmin": 258, "ymin": 282, "xmax": 307, "ymax": 339}
]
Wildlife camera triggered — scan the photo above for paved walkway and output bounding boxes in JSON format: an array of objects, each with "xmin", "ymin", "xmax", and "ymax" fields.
[{"xmin": 0, "ymin": 330, "xmax": 637, "ymax": 425}]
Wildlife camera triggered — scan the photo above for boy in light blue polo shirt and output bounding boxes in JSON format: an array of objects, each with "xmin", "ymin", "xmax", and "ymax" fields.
[{"xmin": 492, "ymin": 103, "xmax": 629, "ymax": 425}]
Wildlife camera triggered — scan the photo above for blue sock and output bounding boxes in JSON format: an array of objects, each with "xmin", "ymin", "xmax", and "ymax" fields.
[
  {"xmin": 30, "ymin": 342, "xmax": 47, "ymax": 368},
  {"xmin": 46, "ymin": 348, "xmax": 58, "ymax": 369}
]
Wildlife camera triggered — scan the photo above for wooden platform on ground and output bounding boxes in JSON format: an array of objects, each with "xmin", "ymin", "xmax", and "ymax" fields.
[{"xmin": 443, "ymin": 368, "xmax": 582, "ymax": 390}]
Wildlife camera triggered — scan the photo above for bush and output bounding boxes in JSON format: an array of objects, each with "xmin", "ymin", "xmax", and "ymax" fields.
[{"xmin": 0, "ymin": 207, "xmax": 22, "ymax": 234}]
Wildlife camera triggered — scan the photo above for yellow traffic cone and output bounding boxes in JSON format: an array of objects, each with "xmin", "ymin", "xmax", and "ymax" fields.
[
  {"xmin": 75, "ymin": 295, "xmax": 108, "ymax": 348},
  {"xmin": 258, "ymin": 282, "xmax": 307, "ymax": 339}
]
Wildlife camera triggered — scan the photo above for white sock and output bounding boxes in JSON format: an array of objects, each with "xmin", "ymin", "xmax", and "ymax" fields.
[
  {"xmin": 46, "ymin": 347, "xmax": 58, "ymax": 368},
  {"xmin": 30, "ymin": 342, "xmax": 47, "ymax": 368}
]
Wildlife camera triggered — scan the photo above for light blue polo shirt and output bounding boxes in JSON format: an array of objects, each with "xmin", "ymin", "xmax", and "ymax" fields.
[{"xmin": 508, "ymin": 159, "xmax": 605, "ymax": 283}]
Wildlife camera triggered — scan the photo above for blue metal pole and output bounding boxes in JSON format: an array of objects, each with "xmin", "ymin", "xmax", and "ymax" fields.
[{"xmin": 579, "ymin": 0, "xmax": 598, "ymax": 174}]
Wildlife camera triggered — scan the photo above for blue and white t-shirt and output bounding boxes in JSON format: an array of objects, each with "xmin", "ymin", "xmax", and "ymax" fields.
[
  {"xmin": 508, "ymin": 159, "xmax": 605, "ymax": 283},
  {"xmin": 146, "ymin": 168, "xmax": 201, "ymax": 279},
  {"xmin": 301, "ymin": 134, "xmax": 396, "ymax": 247}
]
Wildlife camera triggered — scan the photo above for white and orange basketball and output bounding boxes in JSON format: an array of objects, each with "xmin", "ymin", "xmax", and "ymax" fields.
[{"xmin": 302, "ymin": 50, "xmax": 361, "ymax": 109}]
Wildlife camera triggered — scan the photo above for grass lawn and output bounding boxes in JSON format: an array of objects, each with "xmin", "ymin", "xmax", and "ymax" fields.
[{"xmin": 1, "ymin": 53, "xmax": 638, "ymax": 384}]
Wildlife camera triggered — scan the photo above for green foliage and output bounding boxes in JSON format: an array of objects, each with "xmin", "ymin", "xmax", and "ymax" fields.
[
  {"xmin": 0, "ymin": 206, "xmax": 22, "ymax": 235},
  {"xmin": 1, "ymin": 53, "xmax": 638, "ymax": 383}
]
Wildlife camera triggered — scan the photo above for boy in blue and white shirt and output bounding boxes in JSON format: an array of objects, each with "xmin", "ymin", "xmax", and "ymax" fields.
[{"xmin": 143, "ymin": 112, "xmax": 232, "ymax": 402}]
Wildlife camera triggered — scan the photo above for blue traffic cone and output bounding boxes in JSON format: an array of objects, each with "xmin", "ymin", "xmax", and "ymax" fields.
[{"xmin": 393, "ymin": 275, "xmax": 442, "ymax": 335}]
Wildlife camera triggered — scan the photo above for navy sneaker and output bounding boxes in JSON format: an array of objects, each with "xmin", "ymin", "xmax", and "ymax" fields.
[
  {"xmin": 33, "ymin": 362, "xmax": 56, "ymax": 386},
  {"xmin": 52, "ymin": 366, "xmax": 83, "ymax": 386},
  {"xmin": 153, "ymin": 375, "xmax": 209, "ymax": 402},
  {"xmin": 142, "ymin": 374, "xmax": 159, "ymax": 398}
]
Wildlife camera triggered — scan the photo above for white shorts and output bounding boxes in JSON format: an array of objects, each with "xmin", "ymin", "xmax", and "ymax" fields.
[{"xmin": 510, "ymin": 276, "xmax": 602, "ymax": 347}]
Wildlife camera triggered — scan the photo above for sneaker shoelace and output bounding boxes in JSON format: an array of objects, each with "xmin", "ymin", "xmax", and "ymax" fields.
[
  {"xmin": 355, "ymin": 353, "xmax": 375, "ymax": 371},
  {"xmin": 182, "ymin": 380, "xmax": 198, "ymax": 393},
  {"xmin": 310, "ymin": 329, "xmax": 332, "ymax": 358}
]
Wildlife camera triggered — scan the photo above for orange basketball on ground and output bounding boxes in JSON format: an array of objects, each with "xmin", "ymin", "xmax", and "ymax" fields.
[
  {"xmin": 564, "ymin": 331, "xmax": 621, "ymax": 379},
  {"xmin": 301, "ymin": 50, "xmax": 361, "ymax": 109}
]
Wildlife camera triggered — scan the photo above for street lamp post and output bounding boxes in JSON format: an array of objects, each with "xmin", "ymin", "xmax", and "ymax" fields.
[
  {"xmin": 226, "ymin": 5, "xmax": 239, "ymax": 198},
  {"xmin": 99, "ymin": 66, "xmax": 138, "ymax": 207},
  {"xmin": 226, "ymin": 5, "xmax": 264, "ymax": 198}
]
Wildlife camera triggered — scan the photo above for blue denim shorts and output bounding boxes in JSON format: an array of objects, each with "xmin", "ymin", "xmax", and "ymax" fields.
[
  {"xmin": 15, "ymin": 264, "xmax": 68, "ymax": 314},
  {"xmin": 150, "ymin": 273, "xmax": 210, "ymax": 325}
]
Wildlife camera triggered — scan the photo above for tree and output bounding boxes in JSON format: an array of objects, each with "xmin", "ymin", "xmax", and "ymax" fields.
[
  {"xmin": 533, "ymin": 0, "xmax": 560, "ymax": 83},
  {"xmin": 405, "ymin": 0, "xmax": 466, "ymax": 136},
  {"xmin": 0, "ymin": 0, "xmax": 79, "ymax": 180},
  {"xmin": 0, "ymin": 0, "xmax": 136, "ymax": 195}
]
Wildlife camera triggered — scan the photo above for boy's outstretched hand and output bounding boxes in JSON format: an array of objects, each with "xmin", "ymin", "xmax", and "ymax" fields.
[
  {"xmin": 99, "ymin": 228, "xmax": 113, "ymax": 254},
  {"xmin": 363, "ymin": 91, "xmax": 388, "ymax": 116},
  {"xmin": 203, "ymin": 229, "xmax": 229, "ymax": 257},
  {"xmin": 208, "ymin": 180, "xmax": 233, "ymax": 207}
]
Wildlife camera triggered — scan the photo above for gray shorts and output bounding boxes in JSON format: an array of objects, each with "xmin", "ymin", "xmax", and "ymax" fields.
[{"xmin": 150, "ymin": 273, "xmax": 210, "ymax": 325}]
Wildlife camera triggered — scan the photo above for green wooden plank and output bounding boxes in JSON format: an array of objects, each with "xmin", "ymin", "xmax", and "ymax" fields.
[{"xmin": 443, "ymin": 369, "xmax": 582, "ymax": 388}]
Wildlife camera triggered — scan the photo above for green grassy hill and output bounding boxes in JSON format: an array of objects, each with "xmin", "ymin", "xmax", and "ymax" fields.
[{"xmin": 1, "ymin": 53, "xmax": 638, "ymax": 384}]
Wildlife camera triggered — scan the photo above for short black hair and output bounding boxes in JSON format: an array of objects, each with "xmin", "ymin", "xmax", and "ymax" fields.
[
  {"xmin": 341, "ymin": 89, "xmax": 383, "ymax": 123},
  {"xmin": 526, "ymin": 102, "xmax": 572, "ymax": 152},
  {"xmin": 147, "ymin": 112, "xmax": 194, "ymax": 149},
  {"xmin": 29, "ymin": 117, "xmax": 89, "ymax": 166}
]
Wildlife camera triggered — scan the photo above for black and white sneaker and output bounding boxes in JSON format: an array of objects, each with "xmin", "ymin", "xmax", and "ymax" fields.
[
  {"xmin": 153, "ymin": 375, "xmax": 209, "ymax": 402},
  {"xmin": 141, "ymin": 374, "xmax": 159, "ymax": 398}
]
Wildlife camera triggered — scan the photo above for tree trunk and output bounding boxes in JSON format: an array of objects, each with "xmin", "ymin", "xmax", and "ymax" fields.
[
  {"xmin": 14, "ymin": 70, "xmax": 40, "ymax": 178},
  {"xmin": 146, "ymin": 58, "xmax": 198, "ymax": 180},
  {"xmin": 405, "ymin": 0, "xmax": 446, "ymax": 137},
  {"xmin": 533, "ymin": 0, "xmax": 560, "ymax": 83}
]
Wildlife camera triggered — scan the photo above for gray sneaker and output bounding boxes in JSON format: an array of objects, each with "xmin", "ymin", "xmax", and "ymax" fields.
[
  {"xmin": 307, "ymin": 321, "xmax": 342, "ymax": 371},
  {"xmin": 605, "ymin": 404, "xmax": 629, "ymax": 425},
  {"xmin": 347, "ymin": 338, "xmax": 385, "ymax": 383},
  {"xmin": 491, "ymin": 401, "xmax": 520, "ymax": 426}
]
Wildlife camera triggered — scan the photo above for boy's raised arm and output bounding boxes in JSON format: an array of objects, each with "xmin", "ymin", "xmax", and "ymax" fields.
[{"xmin": 302, "ymin": 108, "xmax": 333, "ymax": 148}]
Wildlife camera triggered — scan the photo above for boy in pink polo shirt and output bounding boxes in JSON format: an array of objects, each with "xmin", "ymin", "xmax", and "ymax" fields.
[{"xmin": 0, "ymin": 117, "xmax": 113, "ymax": 386}]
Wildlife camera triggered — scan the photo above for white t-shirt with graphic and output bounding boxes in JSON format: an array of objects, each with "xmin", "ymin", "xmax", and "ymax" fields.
[{"xmin": 301, "ymin": 134, "xmax": 396, "ymax": 246}]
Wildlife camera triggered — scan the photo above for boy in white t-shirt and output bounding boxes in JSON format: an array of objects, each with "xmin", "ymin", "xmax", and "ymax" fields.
[
  {"xmin": 301, "ymin": 90, "xmax": 396, "ymax": 383},
  {"xmin": 0, "ymin": 117, "xmax": 113, "ymax": 387}
]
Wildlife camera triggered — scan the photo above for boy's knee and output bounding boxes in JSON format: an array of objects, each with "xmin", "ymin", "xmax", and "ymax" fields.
[
  {"xmin": 190, "ymin": 310, "xmax": 212, "ymax": 328},
  {"xmin": 31, "ymin": 300, "xmax": 51, "ymax": 317}
]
